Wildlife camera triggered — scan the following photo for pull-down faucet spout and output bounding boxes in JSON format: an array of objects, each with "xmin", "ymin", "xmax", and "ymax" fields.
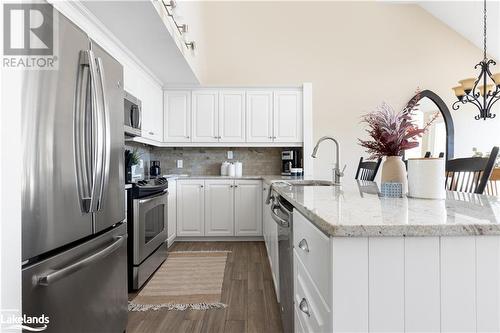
[{"xmin": 311, "ymin": 136, "xmax": 346, "ymax": 184}]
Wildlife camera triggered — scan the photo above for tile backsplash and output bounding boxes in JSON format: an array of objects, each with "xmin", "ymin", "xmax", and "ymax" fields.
[{"xmin": 150, "ymin": 147, "xmax": 283, "ymax": 176}]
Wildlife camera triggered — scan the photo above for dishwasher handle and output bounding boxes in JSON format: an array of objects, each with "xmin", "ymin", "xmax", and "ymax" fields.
[{"xmin": 271, "ymin": 203, "xmax": 290, "ymax": 228}]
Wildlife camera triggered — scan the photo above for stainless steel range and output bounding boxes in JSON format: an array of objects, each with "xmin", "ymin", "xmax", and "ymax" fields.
[{"xmin": 127, "ymin": 177, "xmax": 169, "ymax": 290}]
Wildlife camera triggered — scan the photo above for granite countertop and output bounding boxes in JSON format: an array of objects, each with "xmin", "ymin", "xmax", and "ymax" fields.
[
  {"xmin": 163, "ymin": 174, "xmax": 300, "ymax": 183},
  {"xmin": 271, "ymin": 180, "xmax": 500, "ymax": 237}
]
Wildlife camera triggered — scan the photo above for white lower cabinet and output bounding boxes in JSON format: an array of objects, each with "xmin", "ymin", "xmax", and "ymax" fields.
[
  {"xmin": 176, "ymin": 179, "xmax": 262, "ymax": 237},
  {"xmin": 263, "ymin": 182, "xmax": 279, "ymax": 299},
  {"xmin": 167, "ymin": 179, "xmax": 177, "ymax": 246},
  {"xmin": 293, "ymin": 209, "xmax": 500, "ymax": 333},
  {"xmin": 234, "ymin": 180, "xmax": 263, "ymax": 236},
  {"xmin": 205, "ymin": 180, "xmax": 234, "ymax": 236},
  {"xmin": 176, "ymin": 179, "xmax": 205, "ymax": 236}
]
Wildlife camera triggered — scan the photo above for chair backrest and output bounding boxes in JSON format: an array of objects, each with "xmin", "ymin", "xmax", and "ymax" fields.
[
  {"xmin": 424, "ymin": 151, "xmax": 431, "ymax": 158},
  {"xmin": 445, "ymin": 146, "xmax": 499, "ymax": 194},
  {"xmin": 355, "ymin": 157, "xmax": 382, "ymax": 181},
  {"xmin": 438, "ymin": 152, "xmax": 445, "ymax": 158}
]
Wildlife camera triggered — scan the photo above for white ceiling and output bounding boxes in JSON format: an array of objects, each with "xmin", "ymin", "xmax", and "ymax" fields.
[
  {"xmin": 417, "ymin": 1, "xmax": 500, "ymax": 61},
  {"xmin": 82, "ymin": 1, "xmax": 199, "ymax": 86}
]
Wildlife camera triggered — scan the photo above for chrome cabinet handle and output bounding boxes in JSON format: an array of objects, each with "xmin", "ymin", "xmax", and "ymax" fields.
[
  {"xmin": 298, "ymin": 238, "xmax": 310, "ymax": 253},
  {"xmin": 37, "ymin": 236, "xmax": 126, "ymax": 286},
  {"xmin": 214, "ymin": 136, "xmax": 218, "ymax": 139},
  {"xmin": 299, "ymin": 298, "xmax": 311, "ymax": 317},
  {"xmin": 186, "ymin": 136, "xmax": 190, "ymax": 139},
  {"xmin": 200, "ymin": 185, "xmax": 204, "ymax": 188},
  {"xmin": 149, "ymin": 131, "xmax": 154, "ymax": 135}
]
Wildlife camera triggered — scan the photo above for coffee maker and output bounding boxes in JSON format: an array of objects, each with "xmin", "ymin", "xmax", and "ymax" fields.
[
  {"xmin": 150, "ymin": 161, "xmax": 161, "ymax": 178},
  {"xmin": 281, "ymin": 148, "xmax": 303, "ymax": 176}
]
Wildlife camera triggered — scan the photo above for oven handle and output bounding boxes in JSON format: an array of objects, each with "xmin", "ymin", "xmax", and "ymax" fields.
[{"xmin": 137, "ymin": 189, "xmax": 168, "ymax": 204}]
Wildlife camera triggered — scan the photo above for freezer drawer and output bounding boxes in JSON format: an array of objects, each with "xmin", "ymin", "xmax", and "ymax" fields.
[{"xmin": 22, "ymin": 223, "xmax": 127, "ymax": 333}]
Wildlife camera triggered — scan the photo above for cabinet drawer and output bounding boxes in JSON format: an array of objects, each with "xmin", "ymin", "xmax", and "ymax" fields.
[
  {"xmin": 294, "ymin": 254, "xmax": 331, "ymax": 333},
  {"xmin": 293, "ymin": 210, "xmax": 331, "ymax": 302}
]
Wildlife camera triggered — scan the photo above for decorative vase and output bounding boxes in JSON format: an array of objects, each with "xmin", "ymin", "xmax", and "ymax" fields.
[{"xmin": 381, "ymin": 156, "xmax": 408, "ymax": 194}]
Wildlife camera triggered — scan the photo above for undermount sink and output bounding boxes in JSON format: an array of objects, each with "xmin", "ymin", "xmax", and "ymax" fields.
[{"xmin": 274, "ymin": 180, "xmax": 338, "ymax": 187}]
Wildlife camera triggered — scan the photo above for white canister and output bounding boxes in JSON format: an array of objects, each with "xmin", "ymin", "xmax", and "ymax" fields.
[
  {"xmin": 221, "ymin": 161, "xmax": 230, "ymax": 176},
  {"xmin": 227, "ymin": 163, "xmax": 236, "ymax": 177},
  {"xmin": 235, "ymin": 161, "xmax": 243, "ymax": 177},
  {"xmin": 407, "ymin": 158, "xmax": 446, "ymax": 199}
]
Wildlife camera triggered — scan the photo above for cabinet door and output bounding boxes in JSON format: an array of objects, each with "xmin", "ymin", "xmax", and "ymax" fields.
[
  {"xmin": 234, "ymin": 180, "xmax": 263, "ymax": 236},
  {"xmin": 205, "ymin": 180, "xmax": 234, "ymax": 236},
  {"xmin": 167, "ymin": 180, "xmax": 176, "ymax": 245},
  {"xmin": 219, "ymin": 90, "xmax": 246, "ymax": 143},
  {"xmin": 140, "ymin": 81, "xmax": 164, "ymax": 141},
  {"xmin": 246, "ymin": 91, "xmax": 273, "ymax": 143},
  {"xmin": 164, "ymin": 91, "xmax": 191, "ymax": 142},
  {"xmin": 273, "ymin": 90, "xmax": 302, "ymax": 143},
  {"xmin": 177, "ymin": 180, "xmax": 205, "ymax": 236},
  {"xmin": 192, "ymin": 90, "xmax": 219, "ymax": 142}
]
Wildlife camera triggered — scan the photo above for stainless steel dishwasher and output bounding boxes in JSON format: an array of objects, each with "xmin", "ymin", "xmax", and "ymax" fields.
[{"xmin": 270, "ymin": 191, "xmax": 294, "ymax": 333}]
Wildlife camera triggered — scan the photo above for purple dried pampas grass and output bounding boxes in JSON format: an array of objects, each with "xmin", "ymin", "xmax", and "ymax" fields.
[{"xmin": 358, "ymin": 92, "xmax": 438, "ymax": 159}]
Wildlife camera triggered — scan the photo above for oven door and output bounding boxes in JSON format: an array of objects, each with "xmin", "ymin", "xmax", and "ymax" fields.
[{"xmin": 132, "ymin": 190, "xmax": 168, "ymax": 265}]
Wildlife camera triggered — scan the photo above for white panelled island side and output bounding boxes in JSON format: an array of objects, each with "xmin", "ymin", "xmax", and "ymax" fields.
[{"xmin": 267, "ymin": 179, "xmax": 500, "ymax": 333}]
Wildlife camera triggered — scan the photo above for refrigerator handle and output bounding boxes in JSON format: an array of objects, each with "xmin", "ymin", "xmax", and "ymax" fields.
[
  {"xmin": 74, "ymin": 51, "xmax": 93, "ymax": 213},
  {"xmin": 36, "ymin": 235, "xmax": 126, "ymax": 286},
  {"xmin": 87, "ymin": 50, "xmax": 105, "ymax": 214},
  {"xmin": 96, "ymin": 57, "xmax": 110, "ymax": 211}
]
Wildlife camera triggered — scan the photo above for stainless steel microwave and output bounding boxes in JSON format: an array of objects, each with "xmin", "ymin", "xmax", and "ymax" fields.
[{"xmin": 124, "ymin": 91, "xmax": 142, "ymax": 136}]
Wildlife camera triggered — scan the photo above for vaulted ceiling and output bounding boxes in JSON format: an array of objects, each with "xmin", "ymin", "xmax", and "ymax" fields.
[{"xmin": 418, "ymin": 1, "xmax": 500, "ymax": 61}]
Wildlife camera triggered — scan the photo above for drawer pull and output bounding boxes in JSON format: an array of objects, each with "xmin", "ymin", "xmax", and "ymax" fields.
[
  {"xmin": 298, "ymin": 238, "xmax": 310, "ymax": 253},
  {"xmin": 299, "ymin": 298, "xmax": 311, "ymax": 317}
]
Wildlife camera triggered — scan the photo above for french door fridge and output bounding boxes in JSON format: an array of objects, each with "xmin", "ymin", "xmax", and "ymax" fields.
[{"xmin": 21, "ymin": 4, "xmax": 127, "ymax": 332}]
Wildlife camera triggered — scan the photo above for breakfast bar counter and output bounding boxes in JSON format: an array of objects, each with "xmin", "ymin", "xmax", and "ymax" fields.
[{"xmin": 271, "ymin": 180, "xmax": 500, "ymax": 237}]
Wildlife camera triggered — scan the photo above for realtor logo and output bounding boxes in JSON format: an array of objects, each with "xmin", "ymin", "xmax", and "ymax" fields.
[{"xmin": 3, "ymin": 2, "xmax": 58, "ymax": 69}]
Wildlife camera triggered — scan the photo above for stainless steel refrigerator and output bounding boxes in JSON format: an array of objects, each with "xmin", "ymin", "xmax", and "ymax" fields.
[{"xmin": 21, "ymin": 4, "xmax": 127, "ymax": 332}]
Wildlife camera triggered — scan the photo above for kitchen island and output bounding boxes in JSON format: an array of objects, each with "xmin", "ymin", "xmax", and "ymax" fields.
[{"xmin": 267, "ymin": 180, "xmax": 500, "ymax": 333}]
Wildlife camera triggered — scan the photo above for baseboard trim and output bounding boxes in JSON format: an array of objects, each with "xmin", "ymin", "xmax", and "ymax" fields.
[{"xmin": 175, "ymin": 236, "xmax": 264, "ymax": 242}]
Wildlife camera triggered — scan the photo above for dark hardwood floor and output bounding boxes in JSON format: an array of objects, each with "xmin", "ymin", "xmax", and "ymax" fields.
[{"xmin": 127, "ymin": 241, "xmax": 284, "ymax": 333}]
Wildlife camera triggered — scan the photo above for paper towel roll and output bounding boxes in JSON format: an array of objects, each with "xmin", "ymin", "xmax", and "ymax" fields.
[{"xmin": 407, "ymin": 158, "xmax": 446, "ymax": 199}]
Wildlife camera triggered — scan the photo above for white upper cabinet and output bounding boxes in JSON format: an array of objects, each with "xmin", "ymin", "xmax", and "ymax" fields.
[
  {"xmin": 204, "ymin": 180, "xmax": 235, "ymax": 236},
  {"xmin": 234, "ymin": 180, "xmax": 263, "ymax": 236},
  {"xmin": 160, "ymin": 87, "xmax": 303, "ymax": 146},
  {"xmin": 273, "ymin": 90, "xmax": 303, "ymax": 143},
  {"xmin": 192, "ymin": 90, "xmax": 219, "ymax": 142},
  {"xmin": 246, "ymin": 91, "xmax": 274, "ymax": 143},
  {"xmin": 219, "ymin": 90, "xmax": 246, "ymax": 143},
  {"xmin": 139, "ymin": 79, "xmax": 164, "ymax": 142},
  {"xmin": 164, "ymin": 91, "xmax": 191, "ymax": 142}
]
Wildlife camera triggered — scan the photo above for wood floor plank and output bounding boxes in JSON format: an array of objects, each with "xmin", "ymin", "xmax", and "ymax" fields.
[
  {"xmin": 224, "ymin": 320, "xmax": 246, "ymax": 333},
  {"xmin": 226, "ymin": 279, "xmax": 248, "ymax": 321},
  {"xmin": 248, "ymin": 290, "xmax": 266, "ymax": 333},
  {"xmin": 127, "ymin": 241, "xmax": 282, "ymax": 333}
]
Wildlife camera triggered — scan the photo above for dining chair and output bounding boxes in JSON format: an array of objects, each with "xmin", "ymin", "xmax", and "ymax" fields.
[
  {"xmin": 438, "ymin": 152, "xmax": 445, "ymax": 158},
  {"xmin": 355, "ymin": 157, "xmax": 382, "ymax": 181},
  {"xmin": 445, "ymin": 146, "xmax": 499, "ymax": 194},
  {"xmin": 424, "ymin": 151, "xmax": 431, "ymax": 158}
]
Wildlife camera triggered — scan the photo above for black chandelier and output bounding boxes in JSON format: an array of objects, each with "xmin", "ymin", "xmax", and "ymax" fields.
[{"xmin": 452, "ymin": 0, "xmax": 500, "ymax": 120}]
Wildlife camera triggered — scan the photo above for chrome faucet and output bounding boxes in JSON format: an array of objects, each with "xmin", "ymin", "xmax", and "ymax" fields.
[{"xmin": 311, "ymin": 136, "xmax": 346, "ymax": 184}]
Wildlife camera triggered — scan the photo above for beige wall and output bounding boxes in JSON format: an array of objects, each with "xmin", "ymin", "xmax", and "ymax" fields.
[{"xmin": 196, "ymin": 1, "xmax": 500, "ymax": 180}]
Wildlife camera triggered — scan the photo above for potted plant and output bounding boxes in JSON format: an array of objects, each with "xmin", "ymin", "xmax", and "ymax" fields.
[
  {"xmin": 358, "ymin": 93, "xmax": 437, "ymax": 192},
  {"xmin": 125, "ymin": 148, "xmax": 141, "ymax": 183}
]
